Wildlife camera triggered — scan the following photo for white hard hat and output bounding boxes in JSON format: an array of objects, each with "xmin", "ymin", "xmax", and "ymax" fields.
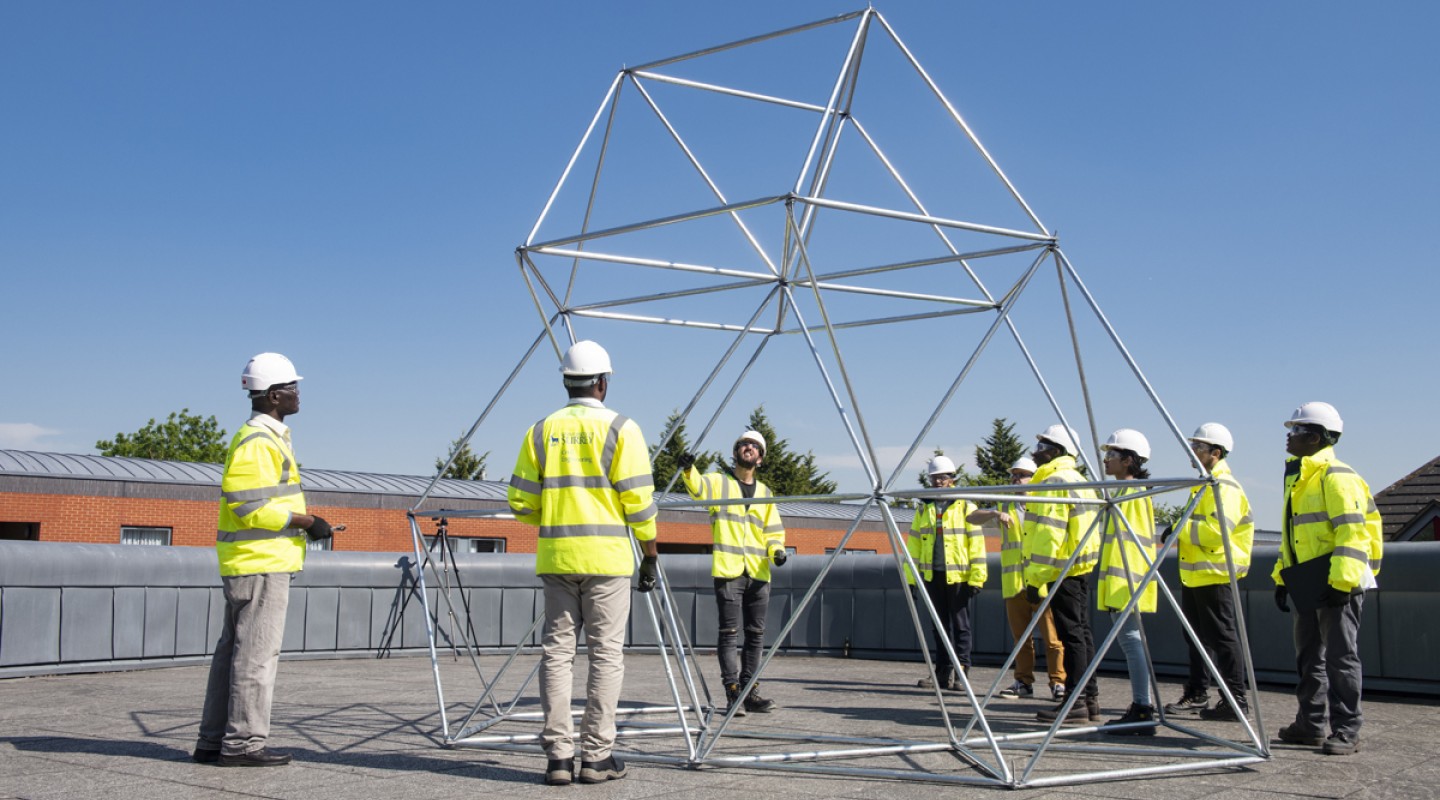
[
  {"xmin": 241, "ymin": 353, "xmax": 302, "ymax": 392},
  {"xmin": 1010, "ymin": 456, "xmax": 1037, "ymax": 474},
  {"xmin": 1036, "ymin": 424, "xmax": 1080, "ymax": 456},
  {"xmin": 1102, "ymin": 428, "xmax": 1151, "ymax": 461},
  {"xmin": 736, "ymin": 430, "xmax": 767, "ymax": 456},
  {"xmin": 1189, "ymin": 422, "xmax": 1234, "ymax": 452},
  {"xmin": 926, "ymin": 455, "xmax": 957, "ymax": 476},
  {"xmin": 560, "ymin": 340, "xmax": 612, "ymax": 384},
  {"xmin": 1285, "ymin": 401, "xmax": 1343, "ymax": 434}
]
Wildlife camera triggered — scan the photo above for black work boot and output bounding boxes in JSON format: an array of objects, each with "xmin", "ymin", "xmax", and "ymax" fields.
[
  {"xmin": 1199, "ymin": 695, "xmax": 1248, "ymax": 722},
  {"xmin": 1163, "ymin": 690, "xmax": 1210, "ymax": 715},
  {"xmin": 743, "ymin": 680, "xmax": 777, "ymax": 713},
  {"xmin": 724, "ymin": 682, "xmax": 748, "ymax": 717},
  {"xmin": 1102, "ymin": 703, "xmax": 1158, "ymax": 736}
]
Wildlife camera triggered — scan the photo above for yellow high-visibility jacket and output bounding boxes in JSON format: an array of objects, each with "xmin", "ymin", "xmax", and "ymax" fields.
[
  {"xmin": 508, "ymin": 400, "xmax": 658, "ymax": 576},
  {"xmin": 1096, "ymin": 486, "xmax": 1156, "ymax": 613},
  {"xmin": 906, "ymin": 499, "xmax": 987, "ymax": 587},
  {"xmin": 683, "ymin": 466, "xmax": 785, "ymax": 582},
  {"xmin": 216, "ymin": 414, "xmax": 307, "ymax": 577},
  {"xmin": 1179, "ymin": 460, "xmax": 1254, "ymax": 588},
  {"xmin": 1273, "ymin": 447, "xmax": 1383, "ymax": 593},
  {"xmin": 998, "ymin": 500, "xmax": 1028, "ymax": 599},
  {"xmin": 1022, "ymin": 455, "xmax": 1100, "ymax": 589}
]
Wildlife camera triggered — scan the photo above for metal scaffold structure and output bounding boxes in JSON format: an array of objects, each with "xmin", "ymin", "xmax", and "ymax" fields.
[{"xmin": 405, "ymin": 7, "xmax": 1270, "ymax": 788}]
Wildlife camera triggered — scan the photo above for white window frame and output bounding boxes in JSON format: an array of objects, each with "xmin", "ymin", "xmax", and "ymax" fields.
[{"xmin": 120, "ymin": 526, "xmax": 172, "ymax": 546}]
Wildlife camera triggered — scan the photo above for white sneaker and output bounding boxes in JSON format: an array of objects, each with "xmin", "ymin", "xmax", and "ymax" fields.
[
  {"xmin": 1051, "ymin": 684, "xmax": 1066, "ymax": 701},
  {"xmin": 998, "ymin": 680, "xmax": 1034, "ymax": 699}
]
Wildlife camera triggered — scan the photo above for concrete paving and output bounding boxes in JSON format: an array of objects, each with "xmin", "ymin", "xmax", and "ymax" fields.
[{"xmin": 1, "ymin": 654, "xmax": 1436, "ymax": 798}]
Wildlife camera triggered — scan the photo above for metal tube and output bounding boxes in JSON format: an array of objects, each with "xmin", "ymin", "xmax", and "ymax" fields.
[
  {"xmin": 525, "ymin": 72, "xmax": 624, "ymax": 245},
  {"xmin": 629, "ymin": 70, "xmax": 828, "ymax": 113},
  {"xmin": 628, "ymin": 10, "xmax": 866, "ymax": 71},
  {"xmin": 845, "ymin": 116, "xmax": 992, "ymax": 301},
  {"xmin": 870, "ymin": 10, "xmax": 1049, "ymax": 234},
  {"xmin": 882, "ymin": 248, "xmax": 1048, "ymax": 491},
  {"xmin": 528, "ymin": 246, "xmax": 776, "ymax": 281},
  {"xmin": 795, "ymin": 194, "xmax": 1054, "ymax": 242},
  {"xmin": 524, "ymin": 194, "xmax": 787, "ymax": 251},
  {"xmin": 627, "ymin": 75, "xmax": 779, "ymax": 275}
]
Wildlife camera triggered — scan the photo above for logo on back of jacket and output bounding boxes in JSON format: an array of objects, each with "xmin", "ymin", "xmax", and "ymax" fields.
[{"xmin": 551, "ymin": 432, "xmax": 597, "ymax": 465}]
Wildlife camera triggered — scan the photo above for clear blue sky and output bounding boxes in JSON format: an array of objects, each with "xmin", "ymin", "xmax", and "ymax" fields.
[{"xmin": 2, "ymin": 1, "xmax": 1435, "ymax": 529}]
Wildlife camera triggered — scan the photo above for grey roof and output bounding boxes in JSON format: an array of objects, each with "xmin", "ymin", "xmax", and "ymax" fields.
[
  {"xmin": 0, "ymin": 450, "xmax": 507, "ymax": 502},
  {"xmin": 1374, "ymin": 454, "xmax": 1440, "ymax": 540}
]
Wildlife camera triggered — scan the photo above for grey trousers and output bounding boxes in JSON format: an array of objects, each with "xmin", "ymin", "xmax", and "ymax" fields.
[
  {"xmin": 539, "ymin": 574, "xmax": 630, "ymax": 761},
  {"xmin": 1293, "ymin": 591, "xmax": 1365, "ymax": 738},
  {"xmin": 197, "ymin": 572, "xmax": 291, "ymax": 755}
]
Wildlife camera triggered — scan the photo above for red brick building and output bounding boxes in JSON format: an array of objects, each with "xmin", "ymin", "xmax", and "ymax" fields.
[{"xmin": 0, "ymin": 450, "xmax": 921, "ymax": 555}]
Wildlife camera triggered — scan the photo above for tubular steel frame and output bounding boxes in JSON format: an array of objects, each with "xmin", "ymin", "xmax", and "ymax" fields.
[{"xmin": 407, "ymin": 7, "xmax": 1268, "ymax": 789}]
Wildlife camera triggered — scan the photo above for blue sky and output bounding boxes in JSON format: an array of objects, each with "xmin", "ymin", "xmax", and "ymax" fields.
[{"xmin": 2, "ymin": 1, "xmax": 1435, "ymax": 529}]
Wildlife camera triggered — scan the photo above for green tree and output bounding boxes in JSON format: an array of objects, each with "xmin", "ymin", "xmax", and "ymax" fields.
[
  {"xmin": 747, "ymin": 406, "xmax": 836, "ymax": 496},
  {"xmin": 436, "ymin": 435, "xmax": 488, "ymax": 481},
  {"xmin": 96, "ymin": 409, "xmax": 229, "ymax": 463},
  {"xmin": 973, "ymin": 418, "xmax": 1026, "ymax": 486},
  {"xmin": 649, "ymin": 411, "xmax": 715, "ymax": 493}
]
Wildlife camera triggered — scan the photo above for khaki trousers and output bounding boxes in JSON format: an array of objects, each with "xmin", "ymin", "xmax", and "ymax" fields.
[
  {"xmin": 1004, "ymin": 592, "xmax": 1066, "ymax": 688},
  {"xmin": 540, "ymin": 574, "xmax": 630, "ymax": 761},
  {"xmin": 197, "ymin": 572, "xmax": 291, "ymax": 755}
]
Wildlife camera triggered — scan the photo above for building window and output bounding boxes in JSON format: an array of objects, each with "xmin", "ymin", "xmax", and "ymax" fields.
[
  {"xmin": 422, "ymin": 536, "xmax": 506, "ymax": 554},
  {"xmin": 824, "ymin": 547, "xmax": 876, "ymax": 555},
  {"xmin": 307, "ymin": 537, "xmax": 332, "ymax": 551},
  {"xmin": 120, "ymin": 526, "xmax": 172, "ymax": 546},
  {"xmin": 0, "ymin": 522, "xmax": 39, "ymax": 541}
]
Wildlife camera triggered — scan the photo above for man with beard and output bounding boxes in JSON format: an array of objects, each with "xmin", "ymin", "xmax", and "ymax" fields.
[{"xmin": 681, "ymin": 431, "xmax": 787, "ymax": 716}]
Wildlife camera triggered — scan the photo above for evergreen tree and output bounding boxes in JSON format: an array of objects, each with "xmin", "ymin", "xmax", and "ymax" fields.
[
  {"xmin": 435, "ymin": 435, "xmax": 488, "ymax": 480},
  {"xmin": 747, "ymin": 406, "xmax": 836, "ymax": 496},
  {"xmin": 973, "ymin": 418, "xmax": 1026, "ymax": 486},
  {"xmin": 649, "ymin": 411, "xmax": 715, "ymax": 493},
  {"xmin": 96, "ymin": 409, "xmax": 228, "ymax": 463}
]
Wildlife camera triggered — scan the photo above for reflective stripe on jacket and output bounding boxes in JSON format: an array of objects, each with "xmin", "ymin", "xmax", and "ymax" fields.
[
  {"xmin": 1096, "ymin": 486, "xmax": 1156, "ymax": 613},
  {"xmin": 998, "ymin": 501, "xmax": 1027, "ymax": 598},
  {"xmin": 1273, "ymin": 447, "xmax": 1383, "ymax": 592},
  {"xmin": 216, "ymin": 417, "xmax": 306, "ymax": 577},
  {"xmin": 1022, "ymin": 455, "xmax": 1100, "ymax": 588},
  {"xmin": 1179, "ymin": 460, "xmax": 1254, "ymax": 587},
  {"xmin": 507, "ymin": 402, "xmax": 657, "ymax": 576},
  {"xmin": 906, "ymin": 499, "xmax": 987, "ymax": 586},
  {"xmin": 683, "ymin": 466, "xmax": 785, "ymax": 581}
]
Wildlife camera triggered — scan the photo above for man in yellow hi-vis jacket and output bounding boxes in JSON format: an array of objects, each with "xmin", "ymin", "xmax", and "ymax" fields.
[
  {"xmin": 1024, "ymin": 424, "xmax": 1101, "ymax": 725},
  {"xmin": 905, "ymin": 455, "xmax": 986, "ymax": 692},
  {"xmin": 508, "ymin": 341, "xmax": 659, "ymax": 786},
  {"xmin": 681, "ymin": 430, "xmax": 786, "ymax": 716},
  {"xmin": 1273, "ymin": 402, "xmax": 1382, "ymax": 757},
  {"xmin": 195, "ymin": 353, "xmax": 338, "ymax": 768}
]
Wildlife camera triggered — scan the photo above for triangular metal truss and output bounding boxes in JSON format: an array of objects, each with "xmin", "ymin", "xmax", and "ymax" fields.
[{"xmin": 406, "ymin": 7, "xmax": 1271, "ymax": 788}]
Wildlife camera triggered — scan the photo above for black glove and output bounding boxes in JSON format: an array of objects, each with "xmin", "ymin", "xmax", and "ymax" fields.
[
  {"xmin": 1274, "ymin": 585, "xmax": 1290, "ymax": 613},
  {"xmin": 961, "ymin": 584, "xmax": 979, "ymax": 602},
  {"xmin": 677, "ymin": 451, "xmax": 696, "ymax": 470},
  {"xmin": 637, "ymin": 556, "xmax": 658, "ymax": 593},
  {"xmin": 1025, "ymin": 585, "xmax": 1041, "ymax": 605},
  {"xmin": 1159, "ymin": 525, "xmax": 1174, "ymax": 543},
  {"xmin": 772, "ymin": 549, "xmax": 788, "ymax": 567},
  {"xmin": 306, "ymin": 515, "xmax": 333, "ymax": 541},
  {"xmin": 1322, "ymin": 586, "xmax": 1353, "ymax": 608}
]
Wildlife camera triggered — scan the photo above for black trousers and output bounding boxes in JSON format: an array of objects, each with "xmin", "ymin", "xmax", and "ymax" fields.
[
  {"xmin": 1048, "ymin": 575, "xmax": 1098, "ymax": 700},
  {"xmin": 922, "ymin": 578, "xmax": 973, "ymax": 681},
  {"xmin": 714, "ymin": 575, "xmax": 771, "ymax": 685},
  {"xmin": 1181, "ymin": 583, "xmax": 1246, "ymax": 700}
]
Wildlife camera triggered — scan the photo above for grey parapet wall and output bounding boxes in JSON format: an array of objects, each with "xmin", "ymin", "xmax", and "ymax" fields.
[{"xmin": 1, "ymin": 541, "xmax": 1435, "ymax": 695}]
